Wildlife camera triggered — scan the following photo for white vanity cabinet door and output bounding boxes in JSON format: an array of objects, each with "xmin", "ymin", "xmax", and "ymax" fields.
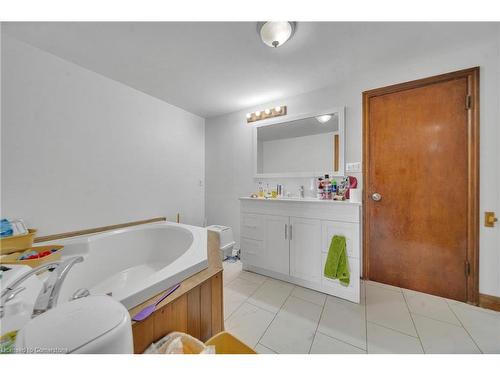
[
  {"xmin": 289, "ymin": 217, "xmax": 322, "ymax": 283},
  {"xmin": 263, "ymin": 215, "xmax": 290, "ymax": 275},
  {"xmin": 321, "ymin": 220, "xmax": 360, "ymax": 258},
  {"xmin": 320, "ymin": 220, "xmax": 360, "ymax": 303},
  {"xmin": 321, "ymin": 253, "xmax": 360, "ymax": 303}
]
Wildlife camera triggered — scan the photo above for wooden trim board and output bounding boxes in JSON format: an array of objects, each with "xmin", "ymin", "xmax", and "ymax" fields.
[
  {"xmin": 479, "ymin": 293, "xmax": 500, "ymax": 312},
  {"xmin": 334, "ymin": 134, "xmax": 340, "ymax": 172},
  {"xmin": 34, "ymin": 217, "xmax": 166, "ymax": 243}
]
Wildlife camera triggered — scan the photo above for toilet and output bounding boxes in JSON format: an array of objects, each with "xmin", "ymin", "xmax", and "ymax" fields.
[{"xmin": 206, "ymin": 225, "xmax": 236, "ymax": 261}]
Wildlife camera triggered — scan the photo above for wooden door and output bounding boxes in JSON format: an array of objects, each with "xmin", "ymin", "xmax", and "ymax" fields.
[
  {"xmin": 264, "ymin": 215, "xmax": 290, "ymax": 275},
  {"xmin": 363, "ymin": 68, "xmax": 479, "ymax": 303},
  {"xmin": 289, "ymin": 217, "xmax": 321, "ymax": 283}
]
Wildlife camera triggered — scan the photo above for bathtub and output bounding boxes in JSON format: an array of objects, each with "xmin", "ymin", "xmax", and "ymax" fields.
[{"xmin": 42, "ymin": 222, "xmax": 208, "ymax": 309}]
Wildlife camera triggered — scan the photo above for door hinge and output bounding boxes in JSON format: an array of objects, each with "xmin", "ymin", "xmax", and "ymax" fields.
[
  {"xmin": 465, "ymin": 95, "xmax": 472, "ymax": 110},
  {"xmin": 465, "ymin": 261, "xmax": 471, "ymax": 277}
]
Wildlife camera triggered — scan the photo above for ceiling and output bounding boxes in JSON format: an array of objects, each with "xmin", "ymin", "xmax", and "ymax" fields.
[{"xmin": 2, "ymin": 22, "xmax": 496, "ymax": 118}]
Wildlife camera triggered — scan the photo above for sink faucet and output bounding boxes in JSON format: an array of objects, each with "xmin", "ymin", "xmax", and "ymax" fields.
[{"xmin": 0, "ymin": 256, "xmax": 83, "ymax": 318}]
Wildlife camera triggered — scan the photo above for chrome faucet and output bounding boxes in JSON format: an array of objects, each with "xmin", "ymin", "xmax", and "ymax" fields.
[{"xmin": 0, "ymin": 256, "xmax": 83, "ymax": 318}]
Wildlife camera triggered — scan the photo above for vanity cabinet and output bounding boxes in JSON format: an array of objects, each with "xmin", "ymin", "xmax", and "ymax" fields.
[
  {"xmin": 240, "ymin": 198, "xmax": 361, "ymax": 303},
  {"xmin": 264, "ymin": 215, "xmax": 291, "ymax": 275},
  {"xmin": 289, "ymin": 217, "xmax": 321, "ymax": 283}
]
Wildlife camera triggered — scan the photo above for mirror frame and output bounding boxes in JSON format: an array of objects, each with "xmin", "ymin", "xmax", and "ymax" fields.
[{"xmin": 252, "ymin": 106, "xmax": 345, "ymax": 178}]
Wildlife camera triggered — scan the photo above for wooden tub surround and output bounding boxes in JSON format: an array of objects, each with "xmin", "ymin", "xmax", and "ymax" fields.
[
  {"xmin": 129, "ymin": 230, "xmax": 224, "ymax": 353},
  {"xmin": 32, "ymin": 218, "xmax": 224, "ymax": 353}
]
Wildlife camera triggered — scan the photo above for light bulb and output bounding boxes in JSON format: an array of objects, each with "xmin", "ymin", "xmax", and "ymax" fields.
[
  {"xmin": 274, "ymin": 106, "xmax": 281, "ymax": 113},
  {"xmin": 264, "ymin": 109, "xmax": 271, "ymax": 115},
  {"xmin": 255, "ymin": 111, "xmax": 261, "ymax": 117},
  {"xmin": 246, "ymin": 113, "xmax": 251, "ymax": 119},
  {"xmin": 315, "ymin": 114, "xmax": 332, "ymax": 124}
]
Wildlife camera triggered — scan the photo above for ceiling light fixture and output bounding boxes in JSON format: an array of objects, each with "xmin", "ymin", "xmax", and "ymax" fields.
[
  {"xmin": 316, "ymin": 114, "xmax": 332, "ymax": 124},
  {"xmin": 258, "ymin": 22, "xmax": 296, "ymax": 48}
]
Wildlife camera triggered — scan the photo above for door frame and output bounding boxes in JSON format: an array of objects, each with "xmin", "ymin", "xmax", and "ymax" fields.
[{"xmin": 362, "ymin": 67, "xmax": 480, "ymax": 304}]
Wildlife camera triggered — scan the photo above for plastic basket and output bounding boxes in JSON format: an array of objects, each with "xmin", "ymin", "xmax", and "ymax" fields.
[
  {"xmin": 0, "ymin": 245, "xmax": 63, "ymax": 268},
  {"xmin": 0, "ymin": 229, "xmax": 38, "ymax": 255}
]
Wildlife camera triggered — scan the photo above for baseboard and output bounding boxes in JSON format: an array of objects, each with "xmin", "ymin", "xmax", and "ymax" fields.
[{"xmin": 479, "ymin": 293, "xmax": 500, "ymax": 312}]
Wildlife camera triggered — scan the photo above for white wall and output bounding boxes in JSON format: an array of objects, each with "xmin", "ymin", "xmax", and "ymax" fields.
[
  {"xmin": 206, "ymin": 32, "xmax": 500, "ymax": 297},
  {"xmin": 1, "ymin": 35, "xmax": 206, "ymax": 235}
]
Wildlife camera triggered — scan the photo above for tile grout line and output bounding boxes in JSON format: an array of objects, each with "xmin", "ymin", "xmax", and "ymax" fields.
[
  {"xmin": 314, "ymin": 283, "xmax": 367, "ymax": 352},
  {"xmin": 366, "ymin": 320, "xmax": 419, "ymax": 339},
  {"xmin": 223, "ymin": 282, "xmax": 261, "ymax": 320},
  {"xmin": 307, "ymin": 291, "xmax": 328, "ymax": 354},
  {"xmin": 223, "ymin": 267, "xmax": 267, "ymax": 320},
  {"xmin": 253, "ymin": 283, "xmax": 295, "ymax": 352},
  {"xmin": 400, "ymin": 290, "xmax": 426, "ymax": 353},
  {"xmin": 254, "ymin": 342, "xmax": 277, "ymax": 354},
  {"xmin": 314, "ymin": 330, "xmax": 367, "ymax": 352},
  {"xmin": 286, "ymin": 291, "xmax": 327, "ymax": 307},
  {"xmin": 444, "ymin": 299, "xmax": 483, "ymax": 354}
]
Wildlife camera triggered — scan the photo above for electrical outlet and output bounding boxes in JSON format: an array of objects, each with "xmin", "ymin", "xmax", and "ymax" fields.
[{"xmin": 346, "ymin": 162, "xmax": 361, "ymax": 172}]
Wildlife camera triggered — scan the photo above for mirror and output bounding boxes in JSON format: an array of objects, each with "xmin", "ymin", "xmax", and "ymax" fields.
[{"xmin": 253, "ymin": 107, "xmax": 345, "ymax": 177}]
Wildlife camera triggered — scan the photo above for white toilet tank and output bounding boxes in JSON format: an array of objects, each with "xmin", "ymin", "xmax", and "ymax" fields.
[
  {"xmin": 207, "ymin": 225, "xmax": 236, "ymax": 259},
  {"xmin": 15, "ymin": 296, "xmax": 133, "ymax": 354}
]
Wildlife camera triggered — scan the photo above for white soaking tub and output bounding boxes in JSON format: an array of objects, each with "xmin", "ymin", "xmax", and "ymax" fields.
[{"xmin": 41, "ymin": 222, "xmax": 208, "ymax": 309}]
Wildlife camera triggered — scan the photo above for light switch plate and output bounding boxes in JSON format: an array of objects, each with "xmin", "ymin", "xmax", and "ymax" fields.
[{"xmin": 346, "ymin": 162, "xmax": 362, "ymax": 172}]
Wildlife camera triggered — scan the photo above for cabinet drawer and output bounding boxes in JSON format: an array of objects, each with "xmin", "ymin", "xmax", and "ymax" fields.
[
  {"xmin": 241, "ymin": 213, "xmax": 264, "ymax": 240},
  {"xmin": 321, "ymin": 253, "xmax": 360, "ymax": 302},
  {"xmin": 321, "ymin": 220, "xmax": 360, "ymax": 258},
  {"xmin": 240, "ymin": 237, "xmax": 264, "ymax": 268}
]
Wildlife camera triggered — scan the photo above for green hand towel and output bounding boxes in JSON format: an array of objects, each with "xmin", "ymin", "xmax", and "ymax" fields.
[{"xmin": 324, "ymin": 235, "xmax": 350, "ymax": 286}]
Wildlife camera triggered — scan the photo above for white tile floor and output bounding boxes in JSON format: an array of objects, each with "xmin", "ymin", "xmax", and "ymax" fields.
[{"xmin": 222, "ymin": 260, "xmax": 500, "ymax": 354}]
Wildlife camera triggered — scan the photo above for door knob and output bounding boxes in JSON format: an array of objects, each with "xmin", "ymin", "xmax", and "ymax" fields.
[{"xmin": 371, "ymin": 192, "xmax": 382, "ymax": 201}]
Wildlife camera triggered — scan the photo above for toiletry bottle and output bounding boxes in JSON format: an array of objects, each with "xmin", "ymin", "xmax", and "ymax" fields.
[
  {"xmin": 0, "ymin": 219, "xmax": 13, "ymax": 238},
  {"xmin": 324, "ymin": 174, "xmax": 331, "ymax": 199},
  {"xmin": 258, "ymin": 182, "xmax": 264, "ymax": 198},
  {"xmin": 317, "ymin": 177, "xmax": 324, "ymax": 199},
  {"xmin": 309, "ymin": 178, "xmax": 316, "ymax": 198}
]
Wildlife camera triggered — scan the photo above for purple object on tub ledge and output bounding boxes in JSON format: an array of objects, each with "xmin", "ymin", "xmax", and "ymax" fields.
[{"xmin": 132, "ymin": 283, "xmax": 181, "ymax": 322}]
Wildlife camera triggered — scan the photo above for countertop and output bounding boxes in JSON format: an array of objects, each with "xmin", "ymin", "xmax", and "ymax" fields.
[{"xmin": 239, "ymin": 196, "xmax": 362, "ymax": 205}]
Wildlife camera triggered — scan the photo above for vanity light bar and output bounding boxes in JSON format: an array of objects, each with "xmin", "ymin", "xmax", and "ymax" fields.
[{"xmin": 246, "ymin": 105, "xmax": 287, "ymax": 123}]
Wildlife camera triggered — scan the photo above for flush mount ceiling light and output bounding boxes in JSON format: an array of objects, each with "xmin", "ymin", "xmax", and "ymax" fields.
[
  {"xmin": 315, "ymin": 114, "xmax": 332, "ymax": 124},
  {"xmin": 258, "ymin": 22, "xmax": 296, "ymax": 48}
]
